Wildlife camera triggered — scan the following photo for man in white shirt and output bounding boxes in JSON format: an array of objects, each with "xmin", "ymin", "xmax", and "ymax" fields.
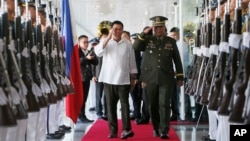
[{"xmin": 95, "ymin": 20, "xmax": 138, "ymax": 139}]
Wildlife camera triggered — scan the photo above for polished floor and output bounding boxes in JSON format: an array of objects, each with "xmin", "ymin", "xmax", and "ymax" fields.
[{"xmin": 47, "ymin": 82, "xmax": 209, "ymax": 141}]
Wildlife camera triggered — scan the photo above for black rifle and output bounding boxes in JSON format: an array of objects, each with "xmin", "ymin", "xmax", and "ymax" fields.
[
  {"xmin": 218, "ymin": 0, "xmax": 242, "ymax": 115},
  {"xmin": 228, "ymin": 11, "xmax": 250, "ymax": 123},
  {"xmin": 243, "ymin": 77, "xmax": 250, "ymax": 125},
  {"xmin": 58, "ymin": 36, "xmax": 74, "ymax": 94},
  {"xmin": 0, "ymin": 3, "xmax": 17, "ymax": 124},
  {"xmin": 0, "ymin": 39, "xmax": 17, "ymax": 126},
  {"xmin": 0, "ymin": 6, "xmax": 17, "ymax": 124},
  {"xmin": 208, "ymin": 2, "xmax": 231, "ymax": 111},
  {"xmin": 185, "ymin": 24, "xmax": 200, "ymax": 96},
  {"xmin": 200, "ymin": 5, "xmax": 221, "ymax": 105},
  {"xmin": 197, "ymin": 8, "xmax": 214, "ymax": 104},
  {"xmin": 52, "ymin": 28, "xmax": 67, "ymax": 98},
  {"xmin": 21, "ymin": 17, "xmax": 40, "ymax": 112},
  {"xmin": 195, "ymin": 9, "xmax": 211, "ymax": 103},
  {"xmin": 187, "ymin": 21, "xmax": 204, "ymax": 96}
]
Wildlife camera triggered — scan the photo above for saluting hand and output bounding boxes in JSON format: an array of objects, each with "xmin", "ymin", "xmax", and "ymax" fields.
[
  {"xmin": 143, "ymin": 26, "xmax": 153, "ymax": 34},
  {"xmin": 102, "ymin": 29, "xmax": 113, "ymax": 49}
]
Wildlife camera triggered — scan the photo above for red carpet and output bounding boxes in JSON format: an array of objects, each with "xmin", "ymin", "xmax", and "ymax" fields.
[{"xmin": 81, "ymin": 119, "xmax": 180, "ymax": 141}]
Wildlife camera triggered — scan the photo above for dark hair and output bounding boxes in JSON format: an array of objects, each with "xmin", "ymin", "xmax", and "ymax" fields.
[
  {"xmin": 170, "ymin": 27, "xmax": 179, "ymax": 34},
  {"xmin": 111, "ymin": 20, "xmax": 123, "ymax": 29},
  {"xmin": 123, "ymin": 31, "xmax": 130, "ymax": 37},
  {"xmin": 78, "ymin": 35, "xmax": 88, "ymax": 41}
]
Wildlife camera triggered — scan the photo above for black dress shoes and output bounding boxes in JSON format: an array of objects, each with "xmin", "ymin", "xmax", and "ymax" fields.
[
  {"xmin": 201, "ymin": 135, "xmax": 216, "ymax": 141},
  {"xmin": 135, "ymin": 118, "xmax": 149, "ymax": 125},
  {"xmin": 59, "ymin": 125, "xmax": 72, "ymax": 130},
  {"xmin": 170, "ymin": 116, "xmax": 178, "ymax": 121},
  {"xmin": 153, "ymin": 130, "xmax": 160, "ymax": 137},
  {"xmin": 79, "ymin": 116, "xmax": 94, "ymax": 123},
  {"xmin": 59, "ymin": 125, "xmax": 71, "ymax": 133},
  {"xmin": 120, "ymin": 130, "xmax": 134, "ymax": 139},
  {"xmin": 101, "ymin": 116, "xmax": 108, "ymax": 121},
  {"xmin": 108, "ymin": 133, "xmax": 117, "ymax": 138},
  {"xmin": 46, "ymin": 133, "xmax": 64, "ymax": 139},
  {"xmin": 89, "ymin": 107, "xmax": 96, "ymax": 111},
  {"xmin": 160, "ymin": 133, "xmax": 169, "ymax": 139}
]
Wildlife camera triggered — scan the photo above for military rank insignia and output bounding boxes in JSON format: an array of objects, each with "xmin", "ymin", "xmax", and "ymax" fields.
[
  {"xmin": 164, "ymin": 43, "xmax": 173, "ymax": 50},
  {"xmin": 147, "ymin": 40, "xmax": 156, "ymax": 49}
]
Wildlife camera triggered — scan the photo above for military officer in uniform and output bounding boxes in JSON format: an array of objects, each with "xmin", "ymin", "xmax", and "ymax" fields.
[{"xmin": 133, "ymin": 16, "xmax": 184, "ymax": 139}]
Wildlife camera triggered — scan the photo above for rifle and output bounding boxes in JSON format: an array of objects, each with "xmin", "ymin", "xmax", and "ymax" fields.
[
  {"xmin": 218, "ymin": 0, "xmax": 242, "ymax": 116},
  {"xmin": 0, "ymin": 38, "xmax": 17, "ymax": 126},
  {"xmin": 228, "ymin": 10, "xmax": 250, "ymax": 123},
  {"xmin": 185, "ymin": 24, "xmax": 200, "ymax": 95},
  {"xmin": 197, "ymin": 4, "xmax": 214, "ymax": 104},
  {"xmin": 52, "ymin": 28, "xmax": 67, "ymax": 98},
  {"xmin": 20, "ymin": 9, "xmax": 40, "ymax": 112},
  {"xmin": 7, "ymin": 25, "xmax": 28, "ymax": 120},
  {"xmin": 1, "ymin": 1, "xmax": 26, "ymax": 124},
  {"xmin": 42, "ymin": 21, "xmax": 58, "ymax": 103},
  {"xmin": 59, "ymin": 36, "xmax": 74, "ymax": 94},
  {"xmin": 187, "ymin": 20, "xmax": 204, "ymax": 96},
  {"xmin": 243, "ymin": 77, "xmax": 250, "ymax": 125},
  {"xmin": 208, "ymin": 2, "xmax": 231, "ymax": 111},
  {"xmin": 200, "ymin": 3, "xmax": 221, "ymax": 105},
  {"xmin": 195, "ymin": 6, "xmax": 211, "ymax": 103}
]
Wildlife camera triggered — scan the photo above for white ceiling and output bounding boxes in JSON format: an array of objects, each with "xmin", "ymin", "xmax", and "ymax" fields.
[{"xmin": 48, "ymin": 0, "xmax": 199, "ymax": 40}]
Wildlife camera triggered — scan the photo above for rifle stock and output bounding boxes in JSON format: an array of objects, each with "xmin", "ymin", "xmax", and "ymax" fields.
[
  {"xmin": 208, "ymin": 3, "xmax": 231, "ymax": 111},
  {"xmin": 229, "ymin": 32, "xmax": 250, "ymax": 123},
  {"xmin": 218, "ymin": 2, "xmax": 242, "ymax": 116}
]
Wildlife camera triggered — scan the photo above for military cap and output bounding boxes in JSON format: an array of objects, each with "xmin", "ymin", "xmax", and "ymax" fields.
[
  {"xmin": 184, "ymin": 31, "xmax": 193, "ymax": 37},
  {"xmin": 219, "ymin": 0, "xmax": 228, "ymax": 4},
  {"xmin": 130, "ymin": 33, "xmax": 139, "ymax": 39},
  {"xmin": 38, "ymin": 4, "xmax": 46, "ymax": 11},
  {"xmin": 150, "ymin": 16, "xmax": 168, "ymax": 26},
  {"xmin": 210, "ymin": 0, "xmax": 217, "ymax": 10},
  {"xmin": 18, "ymin": 0, "xmax": 36, "ymax": 7},
  {"xmin": 89, "ymin": 38, "xmax": 99, "ymax": 44}
]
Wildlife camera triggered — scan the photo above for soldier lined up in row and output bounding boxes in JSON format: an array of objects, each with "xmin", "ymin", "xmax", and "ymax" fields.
[
  {"xmin": 0, "ymin": 0, "xmax": 73, "ymax": 140},
  {"xmin": 185, "ymin": 0, "xmax": 250, "ymax": 141}
]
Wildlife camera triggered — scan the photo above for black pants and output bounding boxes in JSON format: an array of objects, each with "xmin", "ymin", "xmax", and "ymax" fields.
[
  {"xmin": 130, "ymin": 82, "xmax": 142, "ymax": 119},
  {"xmin": 80, "ymin": 80, "xmax": 90, "ymax": 118},
  {"xmin": 141, "ymin": 87, "xmax": 150, "ymax": 121},
  {"xmin": 171, "ymin": 80, "xmax": 180, "ymax": 119},
  {"xmin": 104, "ymin": 83, "xmax": 131, "ymax": 134}
]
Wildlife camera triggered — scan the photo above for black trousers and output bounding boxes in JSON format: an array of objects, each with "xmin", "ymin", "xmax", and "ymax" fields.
[
  {"xmin": 130, "ymin": 82, "xmax": 142, "ymax": 119},
  {"xmin": 80, "ymin": 80, "xmax": 90, "ymax": 118},
  {"xmin": 146, "ymin": 81, "xmax": 174, "ymax": 134},
  {"xmin": 141, "ymin": 87, "xmax": 150, "ymax": 121},
  {"xmin": 104, "ymin": 83, "xmax": 131, "ymax": 134},
  {"xmin": 171, "ymin": 80, "xmax": 180, "ymax": 118}
]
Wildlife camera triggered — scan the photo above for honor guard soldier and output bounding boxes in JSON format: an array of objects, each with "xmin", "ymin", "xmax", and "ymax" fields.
[{"xmin": 133, "ymin": 16, "xmax": 184, "ymax": 139}]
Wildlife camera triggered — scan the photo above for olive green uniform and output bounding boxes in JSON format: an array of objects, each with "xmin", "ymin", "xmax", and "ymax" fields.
[{"xmin": 133, "ymin": 33, "xmax": 184, "ymax": 134}]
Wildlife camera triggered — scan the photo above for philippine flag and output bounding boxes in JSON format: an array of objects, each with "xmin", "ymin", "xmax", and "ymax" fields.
[{"xmin": 61, "ymin": 0, "xmax": 83, "ymax": 123}]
